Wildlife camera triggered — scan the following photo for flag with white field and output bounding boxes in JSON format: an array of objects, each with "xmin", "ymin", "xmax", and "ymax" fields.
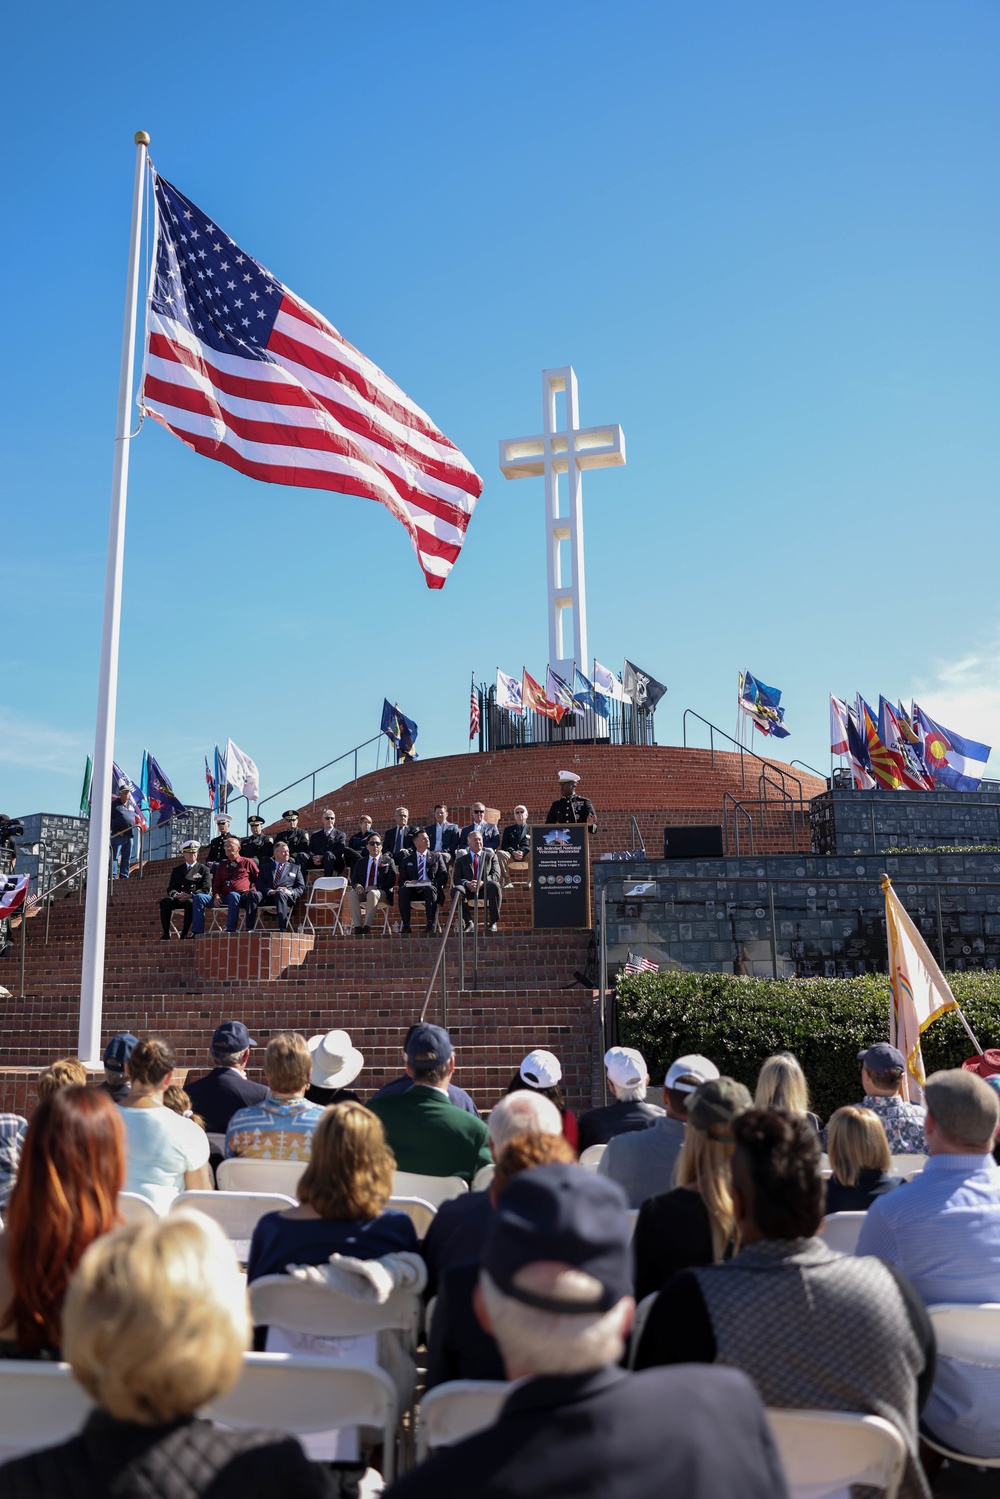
[{"xmin": 883, "ymin": 876, "xmax": 958, "ymax": 1103}]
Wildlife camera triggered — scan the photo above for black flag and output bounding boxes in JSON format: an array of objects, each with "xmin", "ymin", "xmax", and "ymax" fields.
[{"xmin": 623, "ymin": 660, "xmax": 667, "ymax": 711}]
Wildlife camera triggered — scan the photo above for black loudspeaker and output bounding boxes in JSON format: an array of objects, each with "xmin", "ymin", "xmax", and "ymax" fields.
[{"xmin": 663, "ymin": 824, "xmax": 724, "ymax": 859}]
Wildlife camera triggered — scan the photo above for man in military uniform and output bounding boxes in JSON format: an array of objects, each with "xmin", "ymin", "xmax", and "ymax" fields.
[
  {"xmin": 207, "ymin": 814, "xmax": 235, "ymax": 864},
  {"xmin": 278, "ymin": 809, "xmax": 311, "ymax": 863},
  {"xmin": 546, "ymin": 771, "xmax": 598, "ymax": 831},
  {"xmin": 241, "ymin": 815, "xmax": 275, "ymax": 864}
]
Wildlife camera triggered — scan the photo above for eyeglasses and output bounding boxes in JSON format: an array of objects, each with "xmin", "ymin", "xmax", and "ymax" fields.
[{"xmin": 473, "ymin": 807, "xmax": 485, "ymax": 814}]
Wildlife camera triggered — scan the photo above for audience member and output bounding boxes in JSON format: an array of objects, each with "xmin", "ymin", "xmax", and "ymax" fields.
[
  {"xmin": 577, "ymin": 1047, "xmax": 664, "ymax": 1152},
  {"xmin": 0, "ymin": 1214, "xmax": 331, "ymax": 1498},
  {"xmin": 386, "ymin": 1164, "xmax": 785, "ymax": 1499},
  {"xmin": 247, "ymin": 1102, "xmax": 417, "ymax": 1283},
  {"xmin": 755, "ymin": 1052, "xmax": 821, "ymax": 1133},
  {"xmin": 497, "ymin": 804, "xmax": 530, "ymax": 885},
  {"xmin": 0, "ymin": 1110, "xmax": 27, "ymax": 1213},
  {"xmin": 211, "ymin": 837, "xmax": 259, "ymax": 932},
  {"xmin": 858, "ymin": 1068, "xmax": 1000, "ymax": 1461},
  {"xmin": 384, "ymin": 806, "xmax": 419, "ymax": 861},
  {"xmin": 824, "ymin": 1106, "xmax": 902, "ymax": 1213},
  {"xmin": 422, "ymin": 1091, "xmax": 563, "ymax": 1296},
  {"xmin": 226, "ymin": 1032, "xmax": 324, "ymax": 1161},
  {"xmin": 246, "ymin": 841, "xmax": 306, "ymax": 931},
  {"xmin": 371, "ymin": 1028, "xmax": 481, "ymax": 1116},
  {"xmin": 278, "ymin": 809, "xmax": 310, "ymax": 861},
  {"xmin": 636, "ymin": 1109, "xmax": 934, "ymax": 1499},
  {"xmin": 206, "ymin": 812, "xmax": 235, "ymax": 863},
  {"xmin": 96, "ymin": 1032, "xmax": 138, "ymax": 1104},
  {"xmin": 159, "ymin": 839, "xmax": 212, "ymax": 939},
  {"xmin": 963, "ymin": 1050, "xmax": 1000, "ymax": 1163},
  {"xmin": 305, "ymin": 1029, "xmax": 365, "ymax": 1107},
  {"xmin": 119, "ymin": 1038, "xmax": 211, "ymax": 1209},
  {"xmin": 599, "ymin": 1052, "xmax": 719, "ymax": 1208},
  {"xmin": 36, "ymin": 1057, "xmax": 87, "ymax": 1100},
  {"xmin": 505, "ymin": 1049, "xmax": 579, "ymax": 1148},
  {"xmin": 185, "ymin": 1021, "xmax": 267, "ymax": 1135},
  {"xmin": 0, "ymin": 1087, "xmax": 123, "ymax": 1358},
  {"xmin": 545, "ymin": 770, "xmax": 598, "ymax": 830},
  {"xmin": 851, "ymin": 1041, "xmax": 927, "ymax": 1153},
  {"xmin": 633, "ymin": 1078, "xmax": 750, "ymax": 1301},
  {"xmin": 427, "ymin": 1130, "xmax": 576, "ymax": 1387},
  {"xmin": 397, "ymin": 830, "xmax": 448, "ymax": 934},
  {"xmin": 307, "ymin": 809, "xmax": 348, "ymax": 877},
  {"xmin": 452, "ymin": 830, "xmax": 502, "ymax": 933},
  {"xmin": 425, "ymin": 804, "xmax": 461, "ymax": 860},
  {"xmin": 348, "ymin": 833, "xmax": 396, "ymax": 936},
  {"xmin": 346, "ymin": 814, "xmax": 375, "ymax": 863},
  {"xmin": 241, "ymin": 814, "xmax": 275, "ymax": 864},
  {"xmin": 458, "ymin": 802, "xmax": 500, "ymax": 849},
  {"xmin": 369, "ymin": 1025, "xmax": 491, "ymax": 1182},
  {"xmin": 109, "ymin": 784, "xmax": 137, "ymax": 879},
  {"xmin": 163, "ymin": 1084, "xmax": 205, "ymax": 1132}
]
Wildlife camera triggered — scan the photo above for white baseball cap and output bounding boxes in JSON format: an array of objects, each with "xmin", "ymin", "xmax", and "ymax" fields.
[
  {"xmin": 664, "ymin": 1053, "xmax": 720, "ymax": 1093},
  {"xmin": 605, "ymin": 1046, "xmax": 646, "ymax": 1089},
  {"xmin": 519, "ymin": 1049, "xmax": 563, "ymax": 1089}
]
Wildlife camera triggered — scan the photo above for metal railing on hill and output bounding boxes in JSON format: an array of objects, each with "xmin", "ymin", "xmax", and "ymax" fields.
[
  {"xmin": 478, "ymin": 684, "xmax": 656, "ymax": 752},
  {"xmin": 256, "ymin": 735, "xmax": 385, "ymax": 822}
]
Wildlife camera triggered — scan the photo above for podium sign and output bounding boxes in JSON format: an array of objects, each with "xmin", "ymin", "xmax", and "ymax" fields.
[{"xmin": 531, "ymin": 825, "xmax": 591, "ymax": 929}]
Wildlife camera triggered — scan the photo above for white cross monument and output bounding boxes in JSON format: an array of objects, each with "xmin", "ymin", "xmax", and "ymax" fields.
[{"xmin": 499, "ymin": 366, "xmax": 625, "ymax": 681}]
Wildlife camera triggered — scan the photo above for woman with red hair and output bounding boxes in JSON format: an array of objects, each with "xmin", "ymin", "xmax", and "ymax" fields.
[{"xmin": 0, "ymin": 1086, "xmax": 125, "ymax": 1357}]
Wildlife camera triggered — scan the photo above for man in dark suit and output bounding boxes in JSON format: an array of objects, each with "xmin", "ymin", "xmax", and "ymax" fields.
[
  {"xmin": 397, "ymin": 831, "xmax": 448, "ymax": 935},
  {"xmin": 384, "ymin": 1165, "xmax": 786, "ymax": 1499},
  {"xmin": 241, "ymin": 815, "xmax": 275, "ymax": 864},
  {"xmin": 305, "ymin": 808, "xmax": 348, "ymax": 876},
  {"xmin": 246, "ymin": 841, "xmax": 306, "ymax": 931},
  {"xmin": 347, "ymin": 833, "xmax": 396, "ymax": 935},
  {"xmin": 452, "ymin": 830, "xmax": 502, "ymax": 933},
  {"xmin": 277, "ymin": 809, "xmax": 310, "ymax": 862},
  {"xmin": 425, "ymin": 803, "xmax": 461, "ymax": 860},
  {"xmin": 159, "ymin": 840, "xmax": 213, "ymax": 939},
  {"xmin": 384, "ymin": 805, "xmax": 419, "ymax": 861},
  {"xmin": 498, "ymin": 803, "xmax": 530, "ymax": 886},
  {"xmin": 458, "ymin": 801, "xmax": 501, "ymax": 850},
  {"xmin": 185, "ymin": 1021, "xmax": 268, "ymax": 1135}
]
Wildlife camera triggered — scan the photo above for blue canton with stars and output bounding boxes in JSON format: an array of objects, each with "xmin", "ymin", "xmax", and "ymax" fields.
[{"xmin": 151, "ymin": 174, "xmax": 284, "ymax": 362}]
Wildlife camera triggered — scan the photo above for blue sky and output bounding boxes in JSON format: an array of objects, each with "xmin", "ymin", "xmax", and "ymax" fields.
[{"xmin": 2, "ymin": 0, "xmax": 998, "ymax": 817}]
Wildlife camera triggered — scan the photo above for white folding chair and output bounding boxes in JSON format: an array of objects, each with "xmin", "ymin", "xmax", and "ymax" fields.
[
  {"xmin": 207, "ymin": 1132, "xmax": 228, "ymax": 1157},
  {"xmin": 627, "ymin": 1291, "xmax": 659, "ymax": 1370},
  {"xmin": 921, "ymin": 1303, "xmax": 1000, "ymax": 1468},
  {"xmin": 216, "ymin": 1157, "xmax": 307, "ymax": 1196},
  {"xmin": 387, "ymin": 1196, "xmax": 437, "ymax": 1239},
  {"xmin": 416, "ymin": 1379, "xmax": 509, "ymax": 1459},
  {"xmin": 579, "ymin": 1143, "xmax": 607, "ymax": 1172},
  {"xmin": 170, "ymin": 1189, "xmax": 297, "ymax": 1262},
  {"xmin": 0, "ymin": 1361, "xmax": 94, "ymax": 1459},
  {"xmin": 249, "ymin": 1276, "xmax": 422, "ymax": 1351},
  {"xmin": 821, "ymin": 1211, "xmax": 867, "ymax": 1256},
  {"xmin": 301, "ymin": 876, "xmax": 349, "ymax": 935},
  {"xmin": 169, "ymin": 907, "xmax": 186, "ymax": 937},
  {"xmin": 890, "ymin": 1153, "xmax": 927, "ymax": 1178},
  {"xmin": 206, "ymin": 1352, "xmax": 399, "ymax": 1483},
  {"xmin": 472, "ymin": 1164, "xmax": 495, "ymax": 1192},
  {"xmin": 765, "ymin": 1408, "xmax": 907, "ymax": 1499},
  {"xmin": 392, "ymin": 1171, "xmax": 468, "ymax": 1207},
  {"xmin": 118, "ymin": 1190, "xmax": 161, "ymax": 1222},
  {"xmin": 207, "ymin": 903, "xmax": 241, "ymax": 933}
]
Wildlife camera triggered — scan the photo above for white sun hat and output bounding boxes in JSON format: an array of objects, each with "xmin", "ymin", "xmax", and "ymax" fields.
[{"xmin": 307, "ymin": 1029, "xmax": 365, "ymax": 1090}]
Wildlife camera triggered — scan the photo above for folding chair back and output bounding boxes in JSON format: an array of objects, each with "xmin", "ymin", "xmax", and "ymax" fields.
[
  {"xmin": 765, "ymin": 1409, "xmax": 907, "ymax": 1499},
  {"xmin": 626, "ymin": 1291, "xmax": 659, "ymax": 1369},
  {"xmin": 920, "ymin": 1303, "xmax": 1000, "ymax": 1468},
  {"xmin": 249, "ymin": 1276, "xmax": 421, "ymax": 1346},
  {"xmin": 472, "ymin": 1164, "xmax": 495, "ymax": 1192},
  {"xmin": 302, "ymin": 877, "xmax": 348, "ymax": 935},
  {"xmin": 579, "ymin": 1143, "xmax": 607, "ymax": 1171},
  {"xmin": 118, "ymin": 1191, "xmax": 161, "ymax": 1222},
  {"xmin": 387, "ymin": 1196, "xmax": 437, "ymax": 1239},
  {"xmin": 890, "ymin": 1153, "xmax": 927, "ymax": 1178},
  {"xmin": 416, "ymin": 1379, "xmax": 508, "ymax": 1459},
  {"xmin": 216, "ymin": 1157, "xmax": 306, "ymax": 1195},
  {"xmin": 821, "ymin": 1211, "xmax": 866, "ymax": 1256},
  {"xmin": 0, "ymin": 1360, "xmax": 94, "ymax": 1457},
  {"xmin": 170, "ymin": 1189, "xmax": 297, "ymax": 1261},
  {"xmin": 392, "ymin": 1171, "xmax": 468, "ymax": 1207}
]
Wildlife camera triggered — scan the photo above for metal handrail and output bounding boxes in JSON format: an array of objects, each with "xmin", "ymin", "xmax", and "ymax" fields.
[
  {"xmin": 420, "ymin": 890, "xmax": 465, "ymax": 1023},
  {"xmin": 722, "ymin": 792, "xmax": 755, "ymax": 856},
  {"xmin": 629, "ymin": 816, "xmax": 646, "ymax": 855},
  {"xmin": 791, "ymin": 759, "xmax": 829, "ymax": 784},
  {"xmin": 758, "ymin": 766, "xmax": 799, "ymax": 845},
  {"xmin": 256, "ymin": 735, "xmax": 383, "ymax": 821},
  {"xmin": 682, "ymin": 709, "xmax": 805, "ymax": 803}
]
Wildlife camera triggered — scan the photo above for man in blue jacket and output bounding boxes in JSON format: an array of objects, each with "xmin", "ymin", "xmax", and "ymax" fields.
[{"xmin": 109, "ymin": 785, "xmax": 137, "ymax": 879}]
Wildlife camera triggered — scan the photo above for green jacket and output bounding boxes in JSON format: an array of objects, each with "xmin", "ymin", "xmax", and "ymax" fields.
[{"xmin": 369, "ymin": 1084, "xmax": 491, "ymax": 1182}]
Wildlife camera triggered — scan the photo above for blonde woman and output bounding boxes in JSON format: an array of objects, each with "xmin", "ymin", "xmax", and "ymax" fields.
[
  {"xmin": 0, "ymin": 1214, "xmax": 329, "ymax": 1497},
  {"xmin": 633, "ymin": 1078, "xmax": 751, "ymax": 1302},
  {"xmin": 825, "ymin": 1105, "xmax": 903, "ymax": 1213},
  {"xmin": 755, "ymin": 1053, "xmax": 821, "ymax": 1134},
  {"xmin": 246, "ymin": 1101, "xmax": 417, "ymax": 1282}
]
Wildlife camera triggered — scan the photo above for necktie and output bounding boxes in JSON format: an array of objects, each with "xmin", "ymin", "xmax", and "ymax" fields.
[
  {"xmin": 396, "ymin": 828, "xmax": 403, "ymax": 853},
  {"xmin": 473, "ymin": 853, "xmax": 480, "ymax": 880},
  {"xmin": 368, "ymin": 858, "xmax": 377, "ymax": 888},
  {"xmin": 418, "ymin": 854, "xmax": 425, "ymax": 879}
]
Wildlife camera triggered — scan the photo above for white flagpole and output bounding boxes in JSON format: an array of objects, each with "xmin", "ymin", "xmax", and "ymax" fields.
[{"xmin": 79, "ymin": 131, "xmax": 150, "ymax": 1066}]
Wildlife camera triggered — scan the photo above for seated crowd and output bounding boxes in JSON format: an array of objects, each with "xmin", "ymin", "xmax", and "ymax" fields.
[{"xmin": 0, "ymin": 1021, "xmax": 997, "ymax": 1497}]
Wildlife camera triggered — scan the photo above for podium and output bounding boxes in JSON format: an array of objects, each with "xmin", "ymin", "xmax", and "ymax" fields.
[{"xmin": 531, "ymin": 826, "xmax": 591, "ymax": 929}]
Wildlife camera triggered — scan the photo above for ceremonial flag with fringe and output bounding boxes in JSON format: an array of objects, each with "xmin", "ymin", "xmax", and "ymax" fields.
[{"xmin": 883, "ymin": 875, "xmax": 958, "ymax": 1103}]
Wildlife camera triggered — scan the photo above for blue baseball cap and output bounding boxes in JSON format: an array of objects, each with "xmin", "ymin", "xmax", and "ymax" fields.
[
  {"xmin": 103, "ymin": 1033, "xmax": 139, "ymax": 1070},
  {"xmin": 484, "ymin": 1163, "xmax": 631, "ymax": 1313},
  {"xmin": 405, "ymin": 1023, "xmax": 453, "ymax": 1067},
  {"xmin": 859, "ymin": 1042, "xmax": 905, "ymax": 1073},
  {"xmin": 212, "ymin": 1020, "xmax": 257, "ymax": 1052}
]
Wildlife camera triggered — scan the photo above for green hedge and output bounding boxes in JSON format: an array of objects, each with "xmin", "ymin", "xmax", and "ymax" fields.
[{"xmin": 614, "ymin": 971, "xmax": 1000, "ymax": 1122}]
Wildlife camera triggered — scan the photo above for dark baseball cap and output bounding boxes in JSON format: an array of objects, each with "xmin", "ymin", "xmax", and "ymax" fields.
[
  {"xmin": 859, "ymin": 1042, "xmax": 905, "ymax": 1072},
  {"xmin": 485, "ymin": 1164, "xmax": 631, "ymax": 1313},
  {"xmin": 103, "ymin": 1032, "xmax": 139, "ymax": 1070},
  {"xmin": 688, "ymin": 1077, "xmax": 753, "ymax": 1141},
  {"xmin": 212, "ymin": 1020, "xmax": 257, "ymax": 1051},
  {"xmin": 405, "ymin": 1023, "xmax": 453, "ymax": 1067}
]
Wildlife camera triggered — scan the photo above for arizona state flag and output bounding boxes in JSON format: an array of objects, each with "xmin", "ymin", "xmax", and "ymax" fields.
[{"xmin": 859, "ymin": 698, "xmax": 903, "ymax": 790}]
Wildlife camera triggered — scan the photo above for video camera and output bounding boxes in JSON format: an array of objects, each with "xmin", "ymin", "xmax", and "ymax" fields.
[{"xmin": 0, "ymin": 816, "xmax": 25, "ymax": 875}]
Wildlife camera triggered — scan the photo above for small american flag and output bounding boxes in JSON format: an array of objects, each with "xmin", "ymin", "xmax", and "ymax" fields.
[
  {"xmin": 142, "ymin": 173, "xmax": 483, "ymax": 589},
  {"xmin": 623, "ymin": 951, "xmax": 659, "ymax": 976},
  {"xmin": 0, "ymin": 875, "xmax": 30, "ymax": 921},
  {"xmin": 469, "ymin": 678, "xmax": 481, "ymax": 742}
]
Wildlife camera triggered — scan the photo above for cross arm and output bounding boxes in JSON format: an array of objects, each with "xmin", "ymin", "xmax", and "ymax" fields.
[{"xmin": 499, "ymin": 424, "xmax": 626, "ymax": 479}]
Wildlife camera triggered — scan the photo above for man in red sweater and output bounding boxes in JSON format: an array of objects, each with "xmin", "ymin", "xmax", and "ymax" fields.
[{"xmin": 211, "ymin": 836, "xmax": 259, "ymax": 932}]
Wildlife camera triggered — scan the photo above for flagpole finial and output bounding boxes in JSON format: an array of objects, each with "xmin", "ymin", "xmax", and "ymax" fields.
[
  {"xmin": 881, "ymin": 874, "xmax": 892, "ymax": 892},
  {"xmin": 134, "ymin": 131, "xmax": 150, "ymax": 146}
]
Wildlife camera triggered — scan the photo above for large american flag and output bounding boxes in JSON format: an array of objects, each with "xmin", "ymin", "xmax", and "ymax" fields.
[{"xmin": 141, "ymin": 173, "xmax": 483, "ymax": 589}]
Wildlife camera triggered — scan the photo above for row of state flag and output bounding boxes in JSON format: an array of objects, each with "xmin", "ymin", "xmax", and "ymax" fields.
[
  {"xmin": 484, "ymin": 659, "xmax": 667, "ymax": 733},
  {"xmin": 830, "ymin": 695, "xmax": 991, "ymax": 793}
]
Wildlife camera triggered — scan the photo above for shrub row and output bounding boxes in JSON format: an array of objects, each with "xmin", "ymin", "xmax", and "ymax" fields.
[{"xmin": 614, "ymin": 970, "xmax": 1000, "ymax": 1123}]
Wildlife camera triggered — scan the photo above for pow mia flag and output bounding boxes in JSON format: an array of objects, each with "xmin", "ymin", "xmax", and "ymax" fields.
[{"xmin": 623, "ymin": 659, "xmax": 668, "ymax": 711}]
